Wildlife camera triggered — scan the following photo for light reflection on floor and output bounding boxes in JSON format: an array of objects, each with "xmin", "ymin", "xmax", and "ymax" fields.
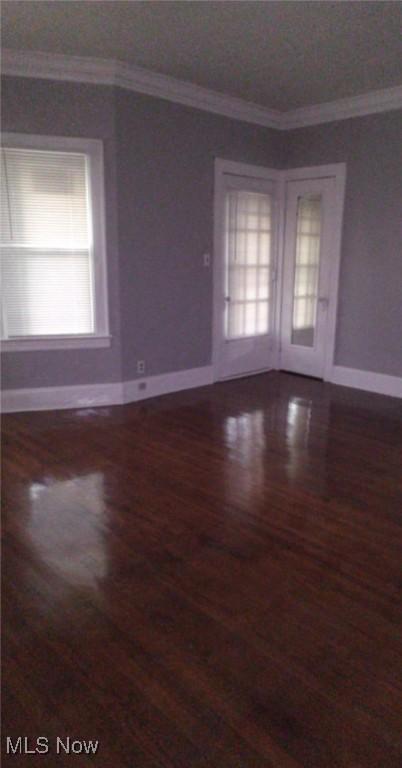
[
  {"xmin": 221, "ymin": 393, "xmax": 328, "ymax": 506},
  {"xmin": 27, "ymin": 472, "xmax": 108, "ymax": 590},
  {"xmin": 286, "ymin": 397, "xmax": 313, "ymax": 481},
  {"xmin": 223, "ymin": 409, "xmax": 266, "ymax": 504}
]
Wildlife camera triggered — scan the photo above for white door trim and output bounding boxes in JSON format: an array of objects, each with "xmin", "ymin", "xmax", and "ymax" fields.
[
  {"xmin": 212, "ymin": 158, "xmax": 281, "ymax": 382},
  {"xmin": 277, "ymin": 163, "xmax": 347, "ymax": 381}
]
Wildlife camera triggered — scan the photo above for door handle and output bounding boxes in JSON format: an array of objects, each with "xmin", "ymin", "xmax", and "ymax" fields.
[{"xmin": 318, "ymin": 297, "xmax": 329, "ymax": 309}]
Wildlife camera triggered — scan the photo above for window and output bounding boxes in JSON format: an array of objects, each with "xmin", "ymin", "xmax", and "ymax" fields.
[
  {"xmin": 225, "ymin": 189, "xmax": 272, "ymax": 338},
  {"xmin": 1, "ymin": 134, "xmax": 109, "ymax": 350},
  {"xmin": 291, "ymin": 194, "xmax": 322, "ymax": 347}
]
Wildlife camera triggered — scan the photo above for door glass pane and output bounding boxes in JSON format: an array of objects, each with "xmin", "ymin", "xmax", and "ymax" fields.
[
  {"xmin": 291, "ymin": 194, "xmax": 322, "ymax": 347},
  {"xmin": 225, "ymin": 190, "xmax": 272, "ymax": 339}
]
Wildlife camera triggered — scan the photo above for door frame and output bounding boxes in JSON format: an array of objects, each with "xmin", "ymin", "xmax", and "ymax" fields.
[
  {"xmin": 276, "ymin": 163, "xmax": 347, "ymax": 381},
  {"xmin": 212, "ymin": 159, "xmax": 346, "ymax": 383},
  {"xmin": 212, "ymin": 158, "xmax": 281, "ymax": 381}
]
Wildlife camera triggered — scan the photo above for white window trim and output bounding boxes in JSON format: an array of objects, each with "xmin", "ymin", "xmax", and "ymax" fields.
[{"xmin": 1, "ymin": 132, "xmax": 110, "ymax": 352}]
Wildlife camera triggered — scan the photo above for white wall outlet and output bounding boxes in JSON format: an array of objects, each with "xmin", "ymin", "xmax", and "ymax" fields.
[
  {"xmin": 137, "ymin": 360, "xmax": 145, "ymax": 375},
  {"xmin": 203, "ymin": 252, "xmax": 211, "ymax": 267}
]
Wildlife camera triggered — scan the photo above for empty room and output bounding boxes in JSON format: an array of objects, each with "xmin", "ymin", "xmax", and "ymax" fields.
[{"xmin": 1, "ymin": 2, "xmax": 402, "ymax": 766}]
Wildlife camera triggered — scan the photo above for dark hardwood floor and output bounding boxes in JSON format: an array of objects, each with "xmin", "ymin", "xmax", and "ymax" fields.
[{"xmin": 2, "ymin": 372, "xmax": 402, "ymax": 767}]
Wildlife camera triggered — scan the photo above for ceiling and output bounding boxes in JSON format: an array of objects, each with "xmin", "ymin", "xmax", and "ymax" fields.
[{"xmin": 2, "ymin": 1, "xmax": 402, "ymax": 112}]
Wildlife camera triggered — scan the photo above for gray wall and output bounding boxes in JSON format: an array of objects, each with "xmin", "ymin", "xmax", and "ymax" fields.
[
  {"xmin": 1, "ymin": 75, "xmax": 284, "ymax": 389},
  {"xmin": 115, "ymin": 88, "xmax": 285, "ymax": 379},
  {"xmin": 1, "ymin": 76, "xmax": 122, "ymax": 388},
  {"xmin": 285, "ymin": 111, "xmax": 402, "ymax": 377},
  {"xmin": 1, "ymin": 75, "xmax": 401, "ymax": 389}
]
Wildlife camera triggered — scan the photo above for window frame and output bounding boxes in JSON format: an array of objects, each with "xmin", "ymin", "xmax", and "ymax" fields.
[{"xmin": 1, "ymin": 133, "xmax": 111, "ymax": 351}]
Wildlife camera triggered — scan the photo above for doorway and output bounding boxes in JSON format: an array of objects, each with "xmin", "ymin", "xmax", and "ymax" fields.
[
  {"xmin": 280, "ymin": 177, "xmax": 334, "ymax": 377},
  {"xmin": 213, "ymin": 160, "xmax": 346, "ymax": 382},
  {"xmin": 212, "ymin": 160, "xmax": 280, "ymax": 381}
]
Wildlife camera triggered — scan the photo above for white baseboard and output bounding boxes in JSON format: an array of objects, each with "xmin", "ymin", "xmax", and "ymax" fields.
[
  {"xmin": 1, "ymin": 365, "xmax": 214, "ymax": 413},
  {"xmin": 123, "ymin": 365, "xmax": 214, "ymax": 404},
  {"xmin": 330, "ymin": 366, "xmax": 402, "ymax": 398},
  {"xmin": 1, "ymin": 381, "xmax": 125, "ymax": 413},
  {"xmin": 3, "ymin": 363, "xmax": 400, "ymax": 413}
]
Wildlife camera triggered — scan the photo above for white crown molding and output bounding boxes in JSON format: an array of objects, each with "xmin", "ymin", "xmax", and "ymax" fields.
[
  {"xmin": 115, "ymin": 59, "xmax": 282, "ymax": 129},
  {"xmin": 1, "ymin": 48, "xmax": 117, "ymax": 86},
  {"xmin": 2, "ymin": 49, "xmax": 402, "ymax": 130},
  {"xmin": 0, "ymin": 49, "xmax": 282, "ymax": 129},
  {"xmin": 282, "ymin": 85, "xmax": 402, "ymax": 129}
]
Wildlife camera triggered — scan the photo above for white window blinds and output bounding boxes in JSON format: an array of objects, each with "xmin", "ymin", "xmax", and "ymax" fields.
[
  {"xmin": 1, "ymin": 147, "xmax": 94, "ymax": 338},
  {"xmin": 225, "ymin": 190, "xmax": 272, "ymax": 338}
]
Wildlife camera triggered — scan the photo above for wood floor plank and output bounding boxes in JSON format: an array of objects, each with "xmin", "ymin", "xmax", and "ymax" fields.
[{"xmin": 2, "ymin": 372, "xmax": 402, "ymax": 766}]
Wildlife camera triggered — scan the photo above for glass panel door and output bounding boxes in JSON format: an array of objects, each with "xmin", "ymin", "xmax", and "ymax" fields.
[
  {"xmin": 291, "ymin": 194, "xmax": 322, "ymax": 348},
  {"xmin": 280, "ymin": 176, "xmax": 335, "ymax": 379},
  {"xmin": 225, "ymin": 190, "xmax": 272, "ymax": 339},
  {"xmin": 214, "ymin": 170, "xmax": 277, "ymax": 382}
]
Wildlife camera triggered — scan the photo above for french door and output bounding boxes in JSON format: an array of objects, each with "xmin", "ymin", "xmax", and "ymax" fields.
[
  {"xmin": 213, "ymin": 160, "xmax": 345, "ymax": 383},
  {"xmin": 280, "ymin": 177, "xmax": 337, "ymax": 378},
  {"xmin": 213, "ymin": 172, "xmax": 278, "ymax": 380}
]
